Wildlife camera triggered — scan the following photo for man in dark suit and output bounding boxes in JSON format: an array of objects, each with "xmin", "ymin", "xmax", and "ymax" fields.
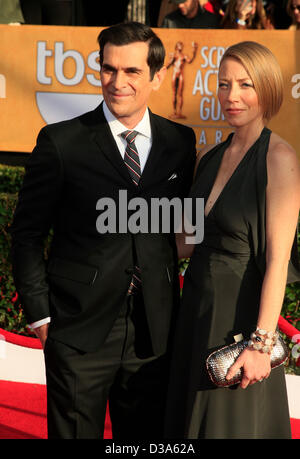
[
  {"xmin": 10, "ymin": 22, "xmax": 196, "ymax": 439},
  {"xmin": 162, "ymin": 0, "xmax": 220, "ymax": 28}
]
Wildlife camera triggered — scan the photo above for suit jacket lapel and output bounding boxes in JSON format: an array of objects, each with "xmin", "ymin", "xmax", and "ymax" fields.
[
  {"xmin": 139, "ymin": 111, "xmax": 166, "ymax": 189},
  {"xmin": 88, "ymin": 105, "xmax": 168, "ymax": 190},
  {"xmin": 89, "ymin": 103, "xmax": 136, "ymax": 187}
]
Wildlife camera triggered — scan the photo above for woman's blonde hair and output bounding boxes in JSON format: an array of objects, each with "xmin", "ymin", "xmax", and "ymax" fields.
[{"xmin": 219, "ymin": 41, "xmax": 283, "ymax": 121}]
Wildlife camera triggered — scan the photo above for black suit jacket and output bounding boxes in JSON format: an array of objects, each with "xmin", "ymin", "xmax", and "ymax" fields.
[{"xmin": 10, "ymin": 103, "xmax": 196, "ymax": 353}]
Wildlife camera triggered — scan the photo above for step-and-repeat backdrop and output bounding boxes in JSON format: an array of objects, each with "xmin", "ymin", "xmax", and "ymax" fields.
[{"xmin": 0, "ymin": 25, "xmax": 299, "ymax": 154}]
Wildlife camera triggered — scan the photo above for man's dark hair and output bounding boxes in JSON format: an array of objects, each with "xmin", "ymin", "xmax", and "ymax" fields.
[{"xmin": 97, "ymin": 22, "xmax": 165, "ymax": 80}]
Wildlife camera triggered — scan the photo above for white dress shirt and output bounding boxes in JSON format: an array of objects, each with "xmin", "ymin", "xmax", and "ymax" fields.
[
  {"xmin": 102, "ymin": 101, "xmax": 152, "ymax": 172},
  {"xmin": 30, "ymin": 102, "xmax": 153, "ymax": 330}
]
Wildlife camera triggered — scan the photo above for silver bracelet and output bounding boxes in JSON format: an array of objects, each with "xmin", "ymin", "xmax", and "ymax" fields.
[{"xmin": 248, "ymin": 328, "xmax": 279, "ymax": 354}]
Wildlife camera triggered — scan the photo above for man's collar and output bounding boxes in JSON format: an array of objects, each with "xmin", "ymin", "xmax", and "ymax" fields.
[{"xmin": 102, "ymin": 101, "xmax": 151, "ymax": 138}]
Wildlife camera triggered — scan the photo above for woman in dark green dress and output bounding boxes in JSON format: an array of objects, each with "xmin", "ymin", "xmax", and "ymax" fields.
[{"xmin": 165, "ymin": 41, "xmax": 300, "ymax": 439}]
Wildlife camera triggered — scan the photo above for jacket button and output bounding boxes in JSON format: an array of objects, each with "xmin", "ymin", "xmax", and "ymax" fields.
[{"xmin": 125, "ymin": 267, "xmax": 133, "ymax": 275}]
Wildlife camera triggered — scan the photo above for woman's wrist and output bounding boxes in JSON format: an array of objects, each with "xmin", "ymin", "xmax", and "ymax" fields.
[
  {"xmin": 248, "ymin": 327, "xmax": 279, "ymax": 354},
  {"xmin": 236, "ymin": 18, "xmax": 247, "ymax": 26}
]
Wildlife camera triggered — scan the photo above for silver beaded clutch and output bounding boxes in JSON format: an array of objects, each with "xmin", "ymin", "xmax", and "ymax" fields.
[{"xmin": 206, "ymin": 335, "xmax": 289, "ymax": 387}]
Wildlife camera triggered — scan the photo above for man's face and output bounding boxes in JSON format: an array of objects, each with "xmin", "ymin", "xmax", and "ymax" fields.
[{"xmin": 100, "ymin": 41, "xmax": 165, "ymax": 128}]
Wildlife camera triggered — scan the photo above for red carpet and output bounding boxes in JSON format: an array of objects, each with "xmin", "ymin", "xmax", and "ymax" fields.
[
  {"xmin": 0, "ymin": 380, "xmax": 299, "ymax": 439},
  {"xmin": 0, "ymin": 380, "xmax": 112, "ymax": 439},
  {"xmin": 0, "ymin": 313, "xmax": 299, "ymax": 439}
]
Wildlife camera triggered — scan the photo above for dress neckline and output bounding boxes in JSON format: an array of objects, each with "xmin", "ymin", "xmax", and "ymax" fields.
[{"xmin": 204, "ymin": 127, "xmax": 268, "ymax": 218}]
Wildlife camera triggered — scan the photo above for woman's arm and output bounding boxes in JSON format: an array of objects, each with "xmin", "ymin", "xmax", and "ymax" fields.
[
  {"xmin": 257, "ymin": 141, "xmax": 300, "ymax": 331},
  {"xmin": 226, "ymin": 138, "xmax": 300, "ymax": 388}
]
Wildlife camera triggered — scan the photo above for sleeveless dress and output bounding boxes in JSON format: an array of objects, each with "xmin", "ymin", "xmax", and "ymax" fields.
[{"xmin": 164, "ymin": 127, "xmax": 292, "ymax": 439}]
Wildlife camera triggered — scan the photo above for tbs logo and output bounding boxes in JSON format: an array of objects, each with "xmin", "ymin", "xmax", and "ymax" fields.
[{"xmin": 36, "ymin": 41, "xmax": 103, "ymax": 124}]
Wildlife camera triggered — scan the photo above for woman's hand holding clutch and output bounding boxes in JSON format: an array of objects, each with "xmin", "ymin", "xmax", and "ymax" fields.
[{"xmin": 226, "ymin": 347, "xmax": 271, "ymax": 389}]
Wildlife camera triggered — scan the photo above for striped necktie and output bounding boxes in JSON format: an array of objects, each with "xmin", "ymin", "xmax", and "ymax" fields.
[
  {"xmin": 121, "ymin": 130, "xmax": 141, "ymax": 186},
  {"xmin": 121, "ymin": 130, "xmax": 142, "ymax": 295}
]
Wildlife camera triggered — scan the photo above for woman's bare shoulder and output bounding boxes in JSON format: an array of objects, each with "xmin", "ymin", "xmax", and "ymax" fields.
[
  {"xmin": 268, "ymin": 132, "xmax": 297, "ymax": 161},
  {"xmin": 267, "ymin": 132, "xmax": 300, "ymax": 182}
]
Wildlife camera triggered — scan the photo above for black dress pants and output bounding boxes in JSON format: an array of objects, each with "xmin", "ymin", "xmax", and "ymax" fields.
[{"xmin": 44, "ymin": 295, "xmax": 169, "ymax": 439}]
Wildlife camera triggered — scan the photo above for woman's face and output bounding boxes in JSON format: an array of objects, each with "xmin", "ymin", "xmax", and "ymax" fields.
[
  {"xmin": 291, "ymin": 1, "xmax": 300, "ymax": 23},
  {"xmin": 218, "ymin": 58, "xmax": 263, "ymax": 128},
  {"xmin": 236, "ymin": 0, "xmax": 257, "ymax": 16}
]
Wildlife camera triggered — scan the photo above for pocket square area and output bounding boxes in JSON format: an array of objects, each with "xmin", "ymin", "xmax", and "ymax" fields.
[{"xmin": 168, "ymin": 173, "xmax": 178, "ymax": 180}]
